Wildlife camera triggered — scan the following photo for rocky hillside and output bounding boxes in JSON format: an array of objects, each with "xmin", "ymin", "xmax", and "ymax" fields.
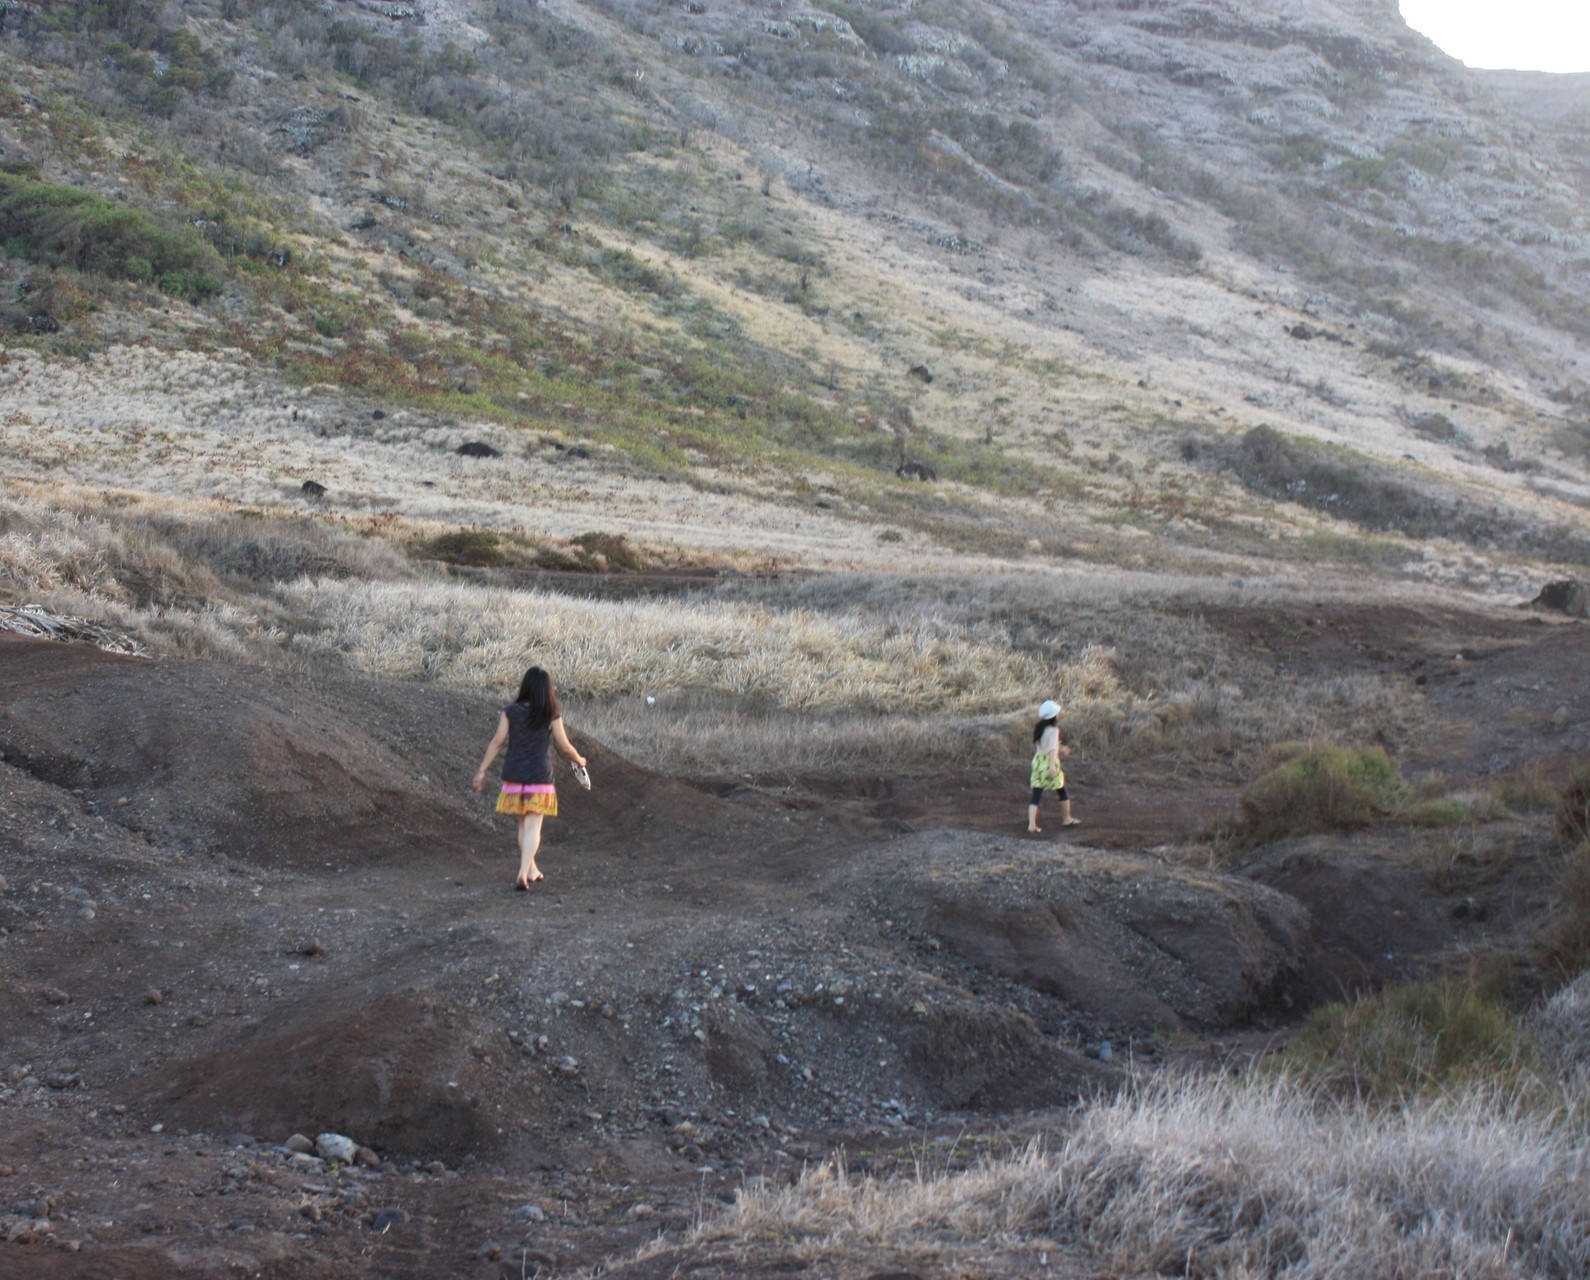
[{"xmin": 0, "ymin": 0, "xmax": 1587, "ymax": 587}]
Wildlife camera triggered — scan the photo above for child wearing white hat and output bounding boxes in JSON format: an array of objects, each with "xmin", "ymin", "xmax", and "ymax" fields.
[{"xmin": 1028, "ymin": 698, "xmax": 1079, "ymax": 833}]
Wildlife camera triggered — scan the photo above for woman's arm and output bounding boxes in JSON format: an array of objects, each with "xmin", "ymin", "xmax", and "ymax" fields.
[
  {"xmin": 472, "ymin": 713, "xmax": 510, "ymax": 791},
  {"xmin": 550, "ymin": 718, "xmax": 586, "ymax": 769}
]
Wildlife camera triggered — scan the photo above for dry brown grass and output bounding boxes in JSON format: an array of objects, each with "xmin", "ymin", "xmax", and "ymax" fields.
[
  {"xmin": 667, "ymin": 1073, "xmax": 1590, "ymax": 1279},
  {"xmin": 0, "ymin": 481, "xmax": 1433, "ymax": 779}
]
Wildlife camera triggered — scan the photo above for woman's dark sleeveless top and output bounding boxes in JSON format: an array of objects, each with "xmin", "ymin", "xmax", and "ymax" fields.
[{"xmin": 501, "ymin": 703, "xmax": 554, "ymax": 784}]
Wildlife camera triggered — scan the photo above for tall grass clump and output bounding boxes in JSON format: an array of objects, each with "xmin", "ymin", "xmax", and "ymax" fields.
[
  {"xmin": 1527, "ymin": 971, "xmax": 1590, "ymax": 1084},
  {"xmin": 1540, "ymin": 841, "xmax": 1590, "ymax": 981},
  {"xmin": 1238, "ymin": 742, "xmax": 1402, "ymax": 844},
  {"xmin": 677, "ymin": 1072, "xmax": 1590, "ymax": 1279},
  {"xmin": 1273, "ymin": 978, "xmax": 1530, "ymax": 1103},
  {"xmin": 1557, "ymin": 764, "xmax": 1590, "ymax": 846}
]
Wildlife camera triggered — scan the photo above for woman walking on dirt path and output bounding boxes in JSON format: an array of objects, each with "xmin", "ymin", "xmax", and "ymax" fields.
[
  {"xmin": 473, "ymin": 666, "xmax": 587, "ymax": 890},
  {"xmin": 1028, "ymin": 699, "xmax": 1079, "ymax": 834}
]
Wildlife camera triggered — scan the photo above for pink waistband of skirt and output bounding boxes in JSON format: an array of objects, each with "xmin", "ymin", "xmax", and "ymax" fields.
[{"xmin": 500, "ymin": 782, "xmax": 556, "ymax": 795}]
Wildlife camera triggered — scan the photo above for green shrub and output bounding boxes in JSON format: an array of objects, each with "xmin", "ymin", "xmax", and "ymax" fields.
[
  {"xmin": 1240, "ymin": 742, "xmax": 1402, "ymax": 843},
  {"xmin": 1275, "ymin": 978, "xmax": 1527, "ymax": 1103},
  {"xmin": 0, "ymin": 174, "xmax": 223, "ymax": 300}
]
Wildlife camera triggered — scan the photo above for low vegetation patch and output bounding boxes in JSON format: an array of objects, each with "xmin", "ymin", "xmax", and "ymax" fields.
[
  {"xmin": 0, "ymin": 173, "xmax": 223, "ymax": 300},
  {"xmin": 1238, "ymin": 742, "xmax": 1402, "ymax": 844},
  {"xmin": 1274, "ymin": 978, "xmax": 1529, "ymax": 1103}
]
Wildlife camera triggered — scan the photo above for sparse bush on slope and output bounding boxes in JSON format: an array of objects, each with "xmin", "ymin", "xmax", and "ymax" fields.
[{"xmin": 0, "ymin": 174, "xmax": 223, "ymax": 300}]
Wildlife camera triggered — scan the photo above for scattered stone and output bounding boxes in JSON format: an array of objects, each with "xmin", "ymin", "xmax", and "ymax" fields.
[
  {"xmin": 144, "ymin": 990, "xmax": 164, "ymax": 1006},
  {"xmin": 907, "ymin": 363, "xmax": 934, "ymax": 383},
  {"xmin": 355, "ymin": 1146, "xmax": 382, "ymax": 1169},
  {"xmin": 371, "ymin": 409, "xmax": 386, "ymax": 420},
  {"xmin": 283, "ymin": 1133, "xmax": 315, "ymax": 1155},
  {"xmin": 371, "ymin": 1206, "xmax": 407, "ymax": 1233},
  {"xmin": 316, "ymin": 1133, "xmax": 359, "ymax": 1164},
  {"xmin": 456, "ymin": 441, "xmax": 502, "ymax": 458},
  {"xmin": 300, "ymin": 480, "xmax": 328, "ymax": 499},
  {"xmin": 296, "ymin": 938, "xmax": 325, "ymax": 957},
  {"xmin": 42, "ymin": 987, "xmax": 71, "ymax": 1006},
  {"xmin": 425, "ymin": 1161, "xmax": 448, "ymax": 1176},
  {"xmin": 514, "ymin": 1204, "xmax": 545, "ymax": 1223},
  {"xmin": 41, "ymin": 1071, "xmax": 81, "ymax": 1090}
]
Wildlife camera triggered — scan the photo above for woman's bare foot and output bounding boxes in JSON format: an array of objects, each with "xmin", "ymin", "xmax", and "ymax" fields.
[
  {"xmin": 528, "ymin": 869, "xmax": 544, "ymax": 882},
  {"xmin": 1062, "ymin": 817, "xmax": 1082, "ymax": 826},
  {"xmin": 1028, "ymin": 825, "xmax": 1042, "ymax": 834}
]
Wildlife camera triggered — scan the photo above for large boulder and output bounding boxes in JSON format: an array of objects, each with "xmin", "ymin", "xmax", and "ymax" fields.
[{"xmin": 1532, "ymin": 580, "xmax": 1589, "ymax": 619}]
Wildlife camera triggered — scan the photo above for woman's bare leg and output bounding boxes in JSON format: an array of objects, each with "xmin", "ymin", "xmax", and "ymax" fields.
[{"xmin": 516, "ymin": 814, "xmax": 545, "ymax": 885}]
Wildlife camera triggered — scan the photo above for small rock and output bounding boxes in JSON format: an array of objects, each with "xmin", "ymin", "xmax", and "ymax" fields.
[
  {"xmin": 43, "ymin": 987, "xmax": 71, "ymax": 1006},
  {"xmin": 316, "ymin": 1133, "xmax": 359, "ymax": 1164},
  {"xmin": 456, "ymin": 441, "xmax": 502, "ymax": 459},
  {"xmin": 371, "ymin": 1206, "xmax": 407, "ymax": 1233},
  {"xmin": 144, "ymin": 990, "xmax": 164, "ymax": 1006},
  {"xmin": 425, "ymin": 1160, "xmax": 448, "ymax": 1176},
  {"xmin": 1551, "ymin": 705, "xmax": 1570, "ymax": 728},
  {"xmin": 283, "ymin": 1133, "xmax": 315, "ymax": 1155},
  {"xmin": 513, "ymin": 1204, "xmax": 545, "ymax": 1223},
  {"xmin": 630, "ymin": 1203, "xmax": 656, "ymax": 1219},
  {"xmin": 296, "ymin": 939, "xmax": 325, "ymax": 957},
  {"xmin": 355, "ymin": 1146, "xmax": 382, "ymax": 1169}
]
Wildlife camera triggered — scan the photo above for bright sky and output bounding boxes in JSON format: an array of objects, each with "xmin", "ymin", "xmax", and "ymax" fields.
[{"xmin": 1399, "ymin": 2, "xmax": 1590, "ymax": 74}]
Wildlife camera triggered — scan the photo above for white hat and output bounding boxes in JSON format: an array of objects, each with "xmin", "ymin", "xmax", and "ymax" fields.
[{"xmin": 1038, "ymin": 699, "xmax": 1060, "ymax": 719}]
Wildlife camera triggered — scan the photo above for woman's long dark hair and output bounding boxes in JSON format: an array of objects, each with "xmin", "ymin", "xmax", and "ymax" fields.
[
  {"xmin": 1033, "ymin": 715, "xmax": 1058, "ymax": 744},
  {"xmin": 515, "ymin": 666, "xmax": 562, "ymax": 730}
]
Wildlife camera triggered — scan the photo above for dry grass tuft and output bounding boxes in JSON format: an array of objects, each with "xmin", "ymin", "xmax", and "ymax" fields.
[
  {"xmin": 1540, "ymin": 841, "xmax": 1590, "ymax": 982},
  {"xmin": 681, "ymin": 1073, "xmax": 1590, "ymax": 1279},
  {"xmin": 1527, "ymin": 971, "xmax": 1590, "ymax": 1084}
]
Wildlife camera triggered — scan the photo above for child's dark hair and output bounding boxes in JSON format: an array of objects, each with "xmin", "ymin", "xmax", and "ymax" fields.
[
  {"xmin": 515, "ymin": 666, "xmax": 562, "ymax": 730},
  {"xmin": 1033, "ymin": 715, "xmax": 1058, "ymax": 743}
]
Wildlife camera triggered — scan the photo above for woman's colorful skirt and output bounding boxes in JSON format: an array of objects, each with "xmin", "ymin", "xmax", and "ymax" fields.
[{"xmin": 496, "ymin": 782, "xmax": 558, "ymax": 817}]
